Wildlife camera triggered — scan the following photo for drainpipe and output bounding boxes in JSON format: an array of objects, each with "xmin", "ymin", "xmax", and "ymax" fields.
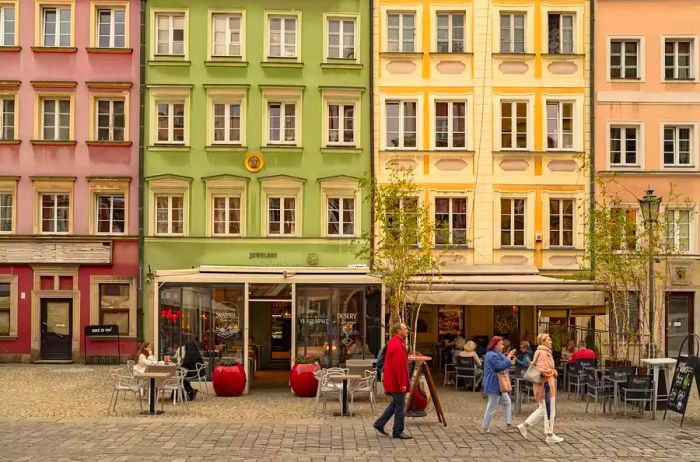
[
  {"xmin": 368, "ymin": 0, "xmax": 375, "ymax": 271},
  {"xmin": 588, "ymin": 0, "xmax": 596, "ymax": 277},
  {"xmin": 137, "ymin": 0, "xmax": 146, "ymax": 342}
]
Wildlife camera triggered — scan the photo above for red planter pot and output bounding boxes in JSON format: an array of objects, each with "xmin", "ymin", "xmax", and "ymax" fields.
[
  {"xmin": 290, "ymin": 362, "xmax": 319, "ymax": 397},
  {"xmin": 212, "ymin": 364, "xmax": 247, "ymax": 397}
]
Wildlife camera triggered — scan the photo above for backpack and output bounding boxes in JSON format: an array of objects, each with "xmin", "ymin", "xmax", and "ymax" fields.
[{"xmin": 376, "ymin": 343, "xmax": 388, "ymax": 371}]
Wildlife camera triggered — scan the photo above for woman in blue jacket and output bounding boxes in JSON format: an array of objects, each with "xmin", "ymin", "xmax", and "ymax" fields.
[{"xmin": 481, "ymin": 336, "xmax": 516, "ymax": 434}]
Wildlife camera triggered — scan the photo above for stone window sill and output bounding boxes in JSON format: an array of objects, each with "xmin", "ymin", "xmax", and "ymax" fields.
[
  {"xmin": 32, "ymin": 46, "xmax": 78, "ymax": 53},
  {"xmin": 87, "ymin": 47, "xmax": 134, "ymax": 54}
]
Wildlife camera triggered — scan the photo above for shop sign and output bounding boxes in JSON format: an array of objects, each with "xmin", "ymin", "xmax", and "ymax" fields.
[
  {"xmin": 249, "ymin": 252, "xmax": 277, "ymax": 259},
  {"xmin": 213, "ymin": 301, "xmax": 240, "ymax": 338},
  {"xmin": 338, "ymin": 313, "xmax": 358, "ymax": 347}
]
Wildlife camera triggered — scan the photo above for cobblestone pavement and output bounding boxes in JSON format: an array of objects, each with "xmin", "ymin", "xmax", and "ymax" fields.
[{"xmin": 0, "ymin": 365, "xmax": 699, "ymax": 461}]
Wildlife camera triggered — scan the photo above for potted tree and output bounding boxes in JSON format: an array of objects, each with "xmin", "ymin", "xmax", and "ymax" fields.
[
  {"xmin": 212, "ymin": 359, "xmax": 246, "ymax": 397},
  {"xmin": 290, "ymin": 354, "xmax": 319, "ymax": 397}
]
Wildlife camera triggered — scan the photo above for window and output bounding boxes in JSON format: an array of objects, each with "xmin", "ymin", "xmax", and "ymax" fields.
[
  {"xmin": 328, "ymin": 104, "xmax": 355, "ymax": 145},
  {"xmin": 663, "ymin": 126, "xmax": 693, "ymax": 167},
  {"xmin": 327, "ymin": 197, "xmax": 355, "ymax": 236},
  {"xmin": 0, "ymin": 97, "xmax": 14, "ymax": 140},
  {"xmin": 268, "ymin": 15, "xmax": 297, "ymax": 58},
  {"xmin": 156, "ymin": 13, "xmax": 184, "ymax": 55},
  {"xmin": 213, "ymin": 195, "xmax": 241, "ymax": 235},
  {"xmin": 327, "ymin": 18, "xmax": 355, "ymax": 59},
  {"xmin": 99, "ymin": 283, "xmax": 130, "ymax": 335},
  {"xmin": 42, "ymin": 6, "xmax": 71, "ymax": 47},
  {"xmin": 549, "ymin": 199, "xmax": 573, "ymax": 247},
  {"xmin": 435, "ymin": 197, "xmax": 467, "ymax": 245},
  {"xmin": 96, "ymin": 99, "xmax": 125, "ymax": 142},
  {"xmin": 500, "ymin": 12, "xmax": 524, "ymax": 53},
  {"xmin": 0, "ymin": 282, "xmax": 9, "ymax": 335},
  {"xmin": 42, "ymin": 99, "xmax": 71, "ymax": 141},
  {"xmin": 212, "ymin": 13, "xmax": 241, "ymax": 57},
  {"xmin": 0, "ymin": 192, "xmax": 11, "ymax": 233},
  {"xmin": 546, "ymin": 101, "xmax": 574, "ymax": 150},
  {"xmin": 500, "ymin": 198, "xmax": 525, "ymax": 246},
  {"xmin": 548, "ymin": 13, "xmax": 574, "ymax": 54},
  {"xmin": 436, "ymin": 13, "xmax": 464, "ymax": 53},
  {"xmin": 611, "ymin": 292, "xmax": 640, "ymax": 335},
  {"xmin": 386, "ymin": 100, "xmax": 417, "ymax": 149},
  {"xmin": 666, "ymin": 209, "xmax": 692, "ymax": 252},
  {"xmin": 610, "ymin": 126, "xmax": 639, "ymax": 166},
  {"xmin": 0, "ymin": 4, "xmax": 15, "ymax": 46},
  {"xmin": 155, "ymin": 194, "xmax": 183, "ymax": 235},
  {"xmin": 96, "ymin": 194, "xmax": 124, "ymax": 234},
  {"xmin": 41, "ymin": 193, "xmax": 69, "ymax": 234},
  {"xmin": 387, "ymin": 12, "xmax": 415, "ymax": 52},
  {"xmin": 268, "ymin": 102, "xmax": 296, "ymax": 144},
  {"xmin": 97, "ymin": 8, "xmax": 125, "ymax": 48},
  {"xmin": 435, "ymin": 101, "xmax": 466, "ymax": 149},
  {"xmin": 610, "ymin": 208, "xmax": 637, "ymax": 251},
  {"xmin": 610, "ymin": 40, "xmax": 639, "ymax": 79},
  {"xmin": 213, "ymin": 103, "xmax": 241, "ymax": 144},
  {"xmin": 268, "ymin": 196, "xmax": 296, "ymax": 235},
  {"xmin": 386, "ymin": 196, "xmax": 419, "ymax": 244},
  {"xmin": 665, "ymin": 39, "xmax": 693, "ymax": 80},
  {"xmin": 156, "ymin": 102, "xmax": 185, "ymax": 144},
  {"xmin": 500, "ymin": 101, "xmax": 527, "ymax": 150}
]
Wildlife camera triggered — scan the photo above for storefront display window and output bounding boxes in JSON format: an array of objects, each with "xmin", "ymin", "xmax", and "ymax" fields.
[{"xmin": 494, "ymin": 305, "xmax": 520, "ymax": 340}]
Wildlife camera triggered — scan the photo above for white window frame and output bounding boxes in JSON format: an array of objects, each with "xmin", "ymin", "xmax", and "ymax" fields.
[
  {"xmin": 95, "ymin": 194, "xmax": 125, "ymax": 235},
  {"xmin": 547, "ymin": 12, "xmax": 574, "ymax": 54},
  {"xmin": 436, "ymin": 12, "xmax": 465, "ymax": 53},
  {"xmin": 663, "ymin": 37, "xmax": 696, "ymax": 81},
  {"xmin": 212, "ymin": 194, "xmax": 242, "ymax": 236},
  {"xmin": 500, "ymin": 197, "xmax": 526, "ymax": 247},
  {"xmin": 320, "ymin": 178, "xmax": 360, "ymax": 239},
  {"xmin": 326, "ymin": 195, "xmax": 356, "ymax": 237},
  {"xmin": 662, "ymin": 124, "xmax": 695, "ymax": 168},
  {"xmin": 41, "ymin": 98, "xmax": 71, "ymax": 141},
  {"xmin": 545, "ymin": 100, "xmax": 574, "ymax": 151},
  {"xmin": 386, "ymin": 12, "xmax": 415, "ymax": 52},
  {"xmin": 212, "ymin": 102, "xmax": 242, "ymax": 144},
  {"xmin": 40, "ymin": 192, "xmax": 70, "ymax": 235},
  {"xmin": 95, "ymin": 7, "xmax": 126, "ymax": 48},
  {"xmin": 326, "ymin": 15, "xmax": 357, "ymax": 60},
  {"xmin": 498, "ymin": 99, "xmax": 529, "ymax": 151},
  {"xmin": 267, "ymin": 195, "xmax": 297, "ymax": 236},
  {"xmin": 327, "ymin": 103, "xmax": 356, "ymax": 146},
  {"xmin": 267, "ymin": 101, "xmax": 296, "ymax": 145},
  {"xmin": 608, "ymin": 124, "xmax": 642, "ymax": 168},
  {"xmin": 95, "ymin": 98, "xmax": 126, "ymax": 142},
  {"xmin": 154, "ymin": 194, "xmax": 184, "ymax": 236},
  {"xmin": 155, "ymin": 12, "xmax": 185, "ymax": 56},
  {"xmin": 206, "ymin": 88, "xmax": 246, "ymax": 147},
  {"xmin": 41, "ymin": 5, "xmax": 72, "ymax": 47},
  {"xmin": 434, "ymin": 196, "xmax": 468, "ymax": 246},
  {"xmin": 385, "ymin": 99, "xmax": 418, "ymax": 150},
  {"xmin": 155, "ymin": 100, "xmax": 185, "ymax": 145},
  {"xmin": 266, "ymin": 13, "xmax": 299, "ymax": 59},
  {"xmin": 260, "ymin": 177, "xmax": 303, "ymax": 238},
  {"xmin": 499, "ymin": 12, "xmax": 525, "ymax": 53},
  {"xmin": 548, "ymin": 198, "xmax": 574, "ymax": 248},
  {"xmin": 665, "ymin": 207, "xmax": 694, "ymax": 253},
  {"xmin": 262, "ymin": 89, "xmax": 302, "ymax": 147},
  {"xmin": 434, "ymin": 100, "xmax": 468, "ymax": 150},
  {"xmin": 0, "ymin": 96, "xmax": 15, "ymax": 141},
  {"xmin": 609, "ymin": 38, "xmax": 641, "ymax": 80},
  {"xmin": 0, "ymin": 190, "xmax": 13, "ymax": 234},
  {"xmin": 0, "ymin": 3, "xmax": 16, "ymax": 47},
  {"xmin": 211, "ymin": 12, "xmax": 242, "ymax": 57}
]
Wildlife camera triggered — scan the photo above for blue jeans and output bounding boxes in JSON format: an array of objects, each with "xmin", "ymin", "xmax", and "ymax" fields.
[
  {"xmin": 481, "ymin": 392, "xmax": 512, "ymax": 430},
  {"xmin": 375, "ymin": 393, "xmax": 406, "ymax": 436}
]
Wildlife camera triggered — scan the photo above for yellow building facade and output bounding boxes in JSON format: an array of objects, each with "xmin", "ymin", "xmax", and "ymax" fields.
[{"xmin": 373, "ymin": 0, "xmax": 603, "ymax": 351}]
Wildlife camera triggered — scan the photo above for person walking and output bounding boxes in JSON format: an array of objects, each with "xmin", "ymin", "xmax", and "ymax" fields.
[
  {"xmin": 373, "ymin": 322, "xmax": 412, "ymax": 440},
  {"xmin": 481, "ymin": 336, "xmax": 516, "ymax": 434},
  {"xmin": 517, "ymin": 333, "xmax": 564, "ymax": 444}
]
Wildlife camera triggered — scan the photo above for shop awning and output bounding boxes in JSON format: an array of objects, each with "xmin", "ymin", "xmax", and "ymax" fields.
[
  {"xmin": 406, "ymin": 274, "xmax": 606, "ymax": 307},
  {"xmin": 153, "ymin": 266, "xmax": 381, "ymax": 285}
]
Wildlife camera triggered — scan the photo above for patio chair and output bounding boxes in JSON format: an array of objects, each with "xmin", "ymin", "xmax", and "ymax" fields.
[
  {"xmin": 350, "ymin": 370, "xmax": 377, "ymax": 413},
  {"xmin": 620, "ymin": 375, "xmax": 653, "ymax": 418},
  {"xmin": 313, "ymin": 367, "xmax": 347, "ymax": 414},
  {"xmin": 454, "ymin": 357, "xmax": 481, "ymax": 391},
  {"xmin": 443, "ymin": 360, "xmax": 456, "ymax": 387},
  {"xmin": 192, "ymin": 361, "xmax": 209, "ymax": 397},
  {"xmin": 107, "ymin": 368, "xmax": 143, "ymax": 415},
  {"xmin": 585, "ymin": 369, "xmax": 613, "ymax": 414},
  {"xmin": 156, "ymin": 367, "xmax": 189, "ymax": 414},
  {"xmin": 567, "ymin": 363, "xmax": 584, "ymax": 399}
]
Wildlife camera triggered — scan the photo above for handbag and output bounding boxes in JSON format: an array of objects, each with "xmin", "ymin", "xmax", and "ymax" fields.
[
  {"xmin": 497, "ymin": 371, "xmax": 512, "ymax": 393},
  {"xmin": 524, "ymin": 351, "xmax": 544, "ymax": 384}
]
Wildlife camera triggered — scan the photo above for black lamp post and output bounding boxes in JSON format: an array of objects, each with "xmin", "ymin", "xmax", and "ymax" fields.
[{"xmin": 638, "ymin": 188, "xmax": 662, "ymax": 357}]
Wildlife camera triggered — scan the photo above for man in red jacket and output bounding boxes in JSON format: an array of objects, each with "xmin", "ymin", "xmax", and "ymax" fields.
[{"xmin": 373, "ymin": 322, "xmax": 412, "ymax": 439}]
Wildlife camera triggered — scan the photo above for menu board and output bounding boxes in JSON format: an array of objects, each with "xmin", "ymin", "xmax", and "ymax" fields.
[
  {"xmin": 667, "ymin": 355, "xmax": 698, "ymax": 416},
  {"xmin": 438, "ymin": 308, "xmax": 461, "ymax": 336}
]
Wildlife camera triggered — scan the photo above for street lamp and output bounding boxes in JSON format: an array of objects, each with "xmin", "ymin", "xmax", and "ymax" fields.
[{"xmin": 638, "ymin": 187, "xmax": 662, "ymax": 357}]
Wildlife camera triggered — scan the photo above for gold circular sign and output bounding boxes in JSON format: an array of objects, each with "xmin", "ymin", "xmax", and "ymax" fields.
[{"xmin": 244, "ymin": 152, "xmax": 264, "ymax": 173}]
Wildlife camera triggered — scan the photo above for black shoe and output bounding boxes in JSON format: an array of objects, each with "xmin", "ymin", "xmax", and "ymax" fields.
[
  {"xmin": 393, "ymin": 433, "xmax": 413, "ymax": 440},
  {"xmin": 373, "ymin": 424, "xmax": 388, "ymax": 436}
]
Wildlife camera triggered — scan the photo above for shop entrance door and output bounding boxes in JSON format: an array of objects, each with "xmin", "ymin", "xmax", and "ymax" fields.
[
  {"xmin": 249, "ymin": 283, "xmax": 293, "ymax": 371},
  {"xmin": 40, "ymin": 299, "xmax": 73, "ymax": 360},
  {"xmin": 666, "ymin": 292, "xmax": 695, "ymax": 357}
]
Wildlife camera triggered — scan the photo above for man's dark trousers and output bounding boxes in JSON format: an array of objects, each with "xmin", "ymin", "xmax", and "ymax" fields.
[{"xmin": 375, "ymin": 392, "xmax": 406, "ymax": 436}]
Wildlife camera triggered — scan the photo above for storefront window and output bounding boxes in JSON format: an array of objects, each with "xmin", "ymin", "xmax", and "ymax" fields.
[
  {"xmin": 181, "ymin": 287, "xmax": 212, "ymax": 347},
  {"xmin": 159, "ymin": 285, "xmax": 182, "ymax": 358},
  {"xmin": 495, "ymin": 305, "xmax": 520, "ymax": 341},
  {"xmin": 211, "ymin": 286, "xmax": 245, "ymax": 364},
  {"xmin": 297, "ymin": 287, "xmax": 331, "ymax": 367},
  {"xmin": 332, "ymin": 287, "xmax": 365, "ymax": 364},
  {"xmin": 0, "ymin": 283, "xmax": 9, "ymax": 335},
  {"xmin": 438, "ymin": 305, "xmax": 463, "ymax": 339},
  {"xmin": 99, "ymin": 283, "xmax": 130, "ymax": 335}
]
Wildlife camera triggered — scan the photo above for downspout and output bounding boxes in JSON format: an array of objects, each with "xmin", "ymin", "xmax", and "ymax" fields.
[
  {"xmin": 368, "ymin": 0, "xmax": 375, "ymax": 271},
  {"xmin": 588, "ymin": 0, "xmax": 596, "ymax": 277},
  {"xmin": 137, "ymin": 0, "xmax": 146, "ymax": 342}
]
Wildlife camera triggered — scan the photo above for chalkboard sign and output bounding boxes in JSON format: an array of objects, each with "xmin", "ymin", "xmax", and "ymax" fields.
[
  {"xmin": 667, "ymin": 355, "xmax": 696, "ymax": 416},
  {"xmin": 84, "ymin": 324, "xmax": 119, "ymax": 336}
]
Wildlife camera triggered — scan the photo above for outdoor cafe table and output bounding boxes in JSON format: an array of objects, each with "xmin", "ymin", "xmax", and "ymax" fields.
[
  {"xmin": 133, "ymin": 371, "xmax": 173, "ymax": 415},
  {"xmin": 604, "ymin": 375, "xmax": 627, "ymax": 414},
  {"xmin": 328, "ymin": 374, "xmax": 362, "ymax": 417},
  {"xmin": 641, "ymin": 357, "xmax": 677, "ymax": 419},
  {"xmin": 514, "ymin": 376, "xmax": 526, "ymax": 416}
]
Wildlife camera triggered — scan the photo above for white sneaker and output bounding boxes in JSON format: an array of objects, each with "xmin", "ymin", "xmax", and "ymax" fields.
[
  {"xmin": 546, "ymin": 434, "xmax": 564, "ymax": 444},
  {"xmin": 516, "ymin": 423, "xmax": 528, "ymax": 439}
]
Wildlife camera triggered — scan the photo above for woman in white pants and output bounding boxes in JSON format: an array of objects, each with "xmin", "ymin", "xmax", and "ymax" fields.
[{"xmin": 516, "ymin": 333, "xmax": 564, "ymax": 444}]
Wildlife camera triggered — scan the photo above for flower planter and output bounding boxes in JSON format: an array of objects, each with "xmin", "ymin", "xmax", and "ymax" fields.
[
  {"xmin": 212, "ymin": 364, "xmax": 247, "ymax": 397},
  {"xmin": 290, "ymin": 362, "xmax": 319, "ymax": 397}
]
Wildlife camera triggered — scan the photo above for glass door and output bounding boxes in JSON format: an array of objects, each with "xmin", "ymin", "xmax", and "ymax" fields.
[{"xmin": 666, "ymin": 293, "xmax": 694, "ymax": 357}]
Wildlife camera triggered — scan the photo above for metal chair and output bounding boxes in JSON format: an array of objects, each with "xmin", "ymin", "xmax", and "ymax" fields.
[
  {"xmin": 454, "ymin": 356, "xmax": 481, "ymax": 391},
  {"xmin": 192, "ymin": 361, "xmax": 209, "ymax": 397},
  {"xmin": 313, "ymin": 367, "xmax": 347, "ymax": 414},
  {"xmin": 156, "ymin": 367, "xmax": 189, "ymax": 414},
  {"xmin": 443, "ymin": 360, "xmax": 456, "ymax": 386},
  {"xmin": 350, "ymin": 370, "xmax": 377, "ymax": 413},
  {"xmin": 107, "ymin": 368, "xmax": 143, "ymax": 415},
  {"xmin": 620, "ymin": 375, "xmax": 653, "ymax": 417},
  {"xmin": 585, "ymin": 369, "xmax": 613, "ymax": 413}
]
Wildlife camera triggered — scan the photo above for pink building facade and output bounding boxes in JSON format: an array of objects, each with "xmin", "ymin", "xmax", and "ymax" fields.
[
  {"xmin": 0, "ymin": 0, "xmax": 140, "ymax": 362},
  {"xmin": 595, "ymin": 0, "xmax": 700, "ymax": 357}
]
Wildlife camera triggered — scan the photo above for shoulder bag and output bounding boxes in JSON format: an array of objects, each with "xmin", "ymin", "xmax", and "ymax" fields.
[
  {"xmin": 523, "ymin": 351, "xmax": 544, "ymax": 384},
  {"xmin": 498, "ymin": 370, "xmax": 512, "ymax": 393}
]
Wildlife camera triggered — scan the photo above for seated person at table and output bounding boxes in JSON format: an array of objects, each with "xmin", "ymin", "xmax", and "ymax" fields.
[
  {"xmin": 473, "ymin": 336, "xmax": 488, "ymax": 357},
  {"xmin": 134, "ymin": 342, "xmax": 156, "ymax": 373},
  {"xmin": 561, "ymin": 339, "xmax": 576, "ymax": 362},
  {"xmin": 569, "ymin": 341, "xmax": 596, "ymax": 364},
  {"xmin": 181, "ymin": 340, "xmax": 204, "ymax": 401},
  {"xmin": 515, "ymin": 341, "xmax": 534, "ymax": 368},
  {"xmin": 457, "ymin": 341, "xmax": 483, "ymax": 368}
]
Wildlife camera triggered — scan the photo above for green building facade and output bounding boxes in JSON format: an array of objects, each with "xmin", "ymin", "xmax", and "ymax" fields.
[{"xmin": 143, "ymin": 0, "xmax": 381, "ymax": 384}]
